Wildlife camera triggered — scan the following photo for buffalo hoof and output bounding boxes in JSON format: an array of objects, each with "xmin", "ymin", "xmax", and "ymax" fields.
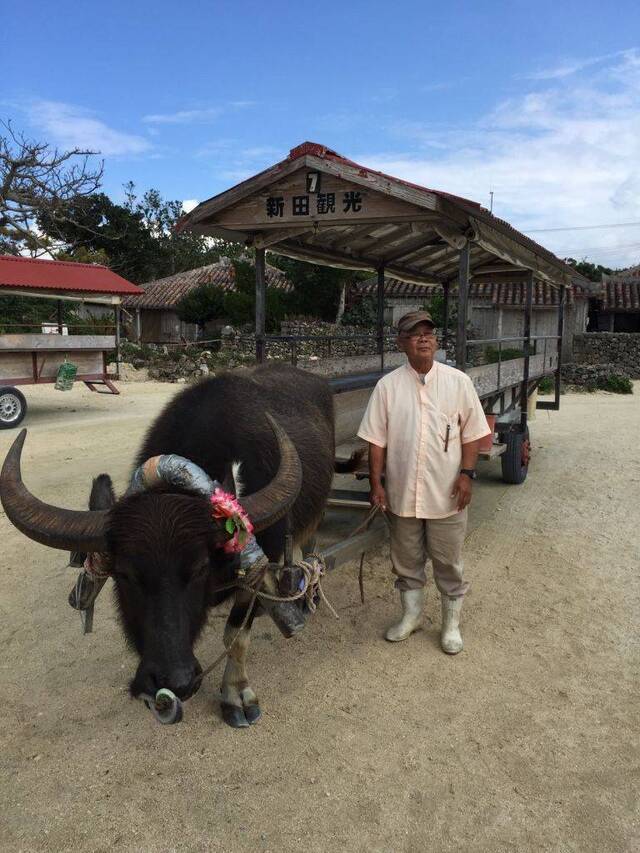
[
  {"xmin": 243, "ymin": 702, "xmax": 262, "ymax": 725},
  {"xmin": 221, "ymin": 702, "xmax": 249, "ymax": 728}
]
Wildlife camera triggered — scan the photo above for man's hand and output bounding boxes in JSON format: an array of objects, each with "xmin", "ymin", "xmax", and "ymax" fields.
[
  {"xmin": 451, "ymin": 474, "xmax": 473, "ymax": 511},
  {"xmin": 370, "ymin": 483, "xmax": 387, "ymax": 511}
]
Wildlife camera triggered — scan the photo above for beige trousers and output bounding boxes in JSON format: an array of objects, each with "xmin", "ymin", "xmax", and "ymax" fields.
[{"xmin": 388, "ymin": 509, "xmax": 469, "ymax": 597}]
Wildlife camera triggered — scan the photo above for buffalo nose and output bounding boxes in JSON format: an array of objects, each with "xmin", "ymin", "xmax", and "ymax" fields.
[
  {"xmin": 163, "ymin": 662, "xmax": 202, "ymax": 700},
  {"xmin": 136, "ymin": 661, "xmax": 202, "ymax": 701}
]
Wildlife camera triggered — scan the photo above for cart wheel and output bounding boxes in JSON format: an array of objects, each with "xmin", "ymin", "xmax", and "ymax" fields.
[
  {"xmin": 500, "ymin": 426, "xmax": 530, "ymax": 484},
  {"xmin": 0, "ymin": 387, "xmax": 27, "ymax": 429}
]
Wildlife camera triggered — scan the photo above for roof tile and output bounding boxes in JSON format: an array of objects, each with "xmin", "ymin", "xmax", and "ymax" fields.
[{"xmin": 123, "ymin": 259, "xmax": 292, "ymax": 309}]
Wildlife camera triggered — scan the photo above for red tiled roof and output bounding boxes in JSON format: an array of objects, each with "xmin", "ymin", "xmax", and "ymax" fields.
[
  {"xmin": 600, "ymin": 279, "xmax": 640, "ymax": 311},
  {"xmin": 469, "ymin": 280, "xmax": 579, "ymax": 306},
  {"xmin": 356, "ymin": 275, "xmax": 584, "ymax": 306},
  {"xmin": 355, "ymin": 277, "xmax": 435, "ymax": 299},
  {"xmin": 123, "ymin": 259, "xmax": 292, "ymax": 309},
  {"xmin": 0, "ymin": 255, "xmax": 141, "ymax": 296},
  {"xmin": 599, "ymin": 266, "xmax": 640, "ymax": 311}
]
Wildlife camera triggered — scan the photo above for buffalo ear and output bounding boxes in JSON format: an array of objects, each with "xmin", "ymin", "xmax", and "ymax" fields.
[
  {"xmin": 70, "ymin": 474, "xmax": 116, "ymax": 568},
  {"xmin": 89, "ymin": 474, "xmax": 116, "ymax": 511}
]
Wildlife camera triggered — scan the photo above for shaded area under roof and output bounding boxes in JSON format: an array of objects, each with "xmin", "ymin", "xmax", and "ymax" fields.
[{"xmin": 178, "ymin": 141, "xmax": 595, "ymax": 292}]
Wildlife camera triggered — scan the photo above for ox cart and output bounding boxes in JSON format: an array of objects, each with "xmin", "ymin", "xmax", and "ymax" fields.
[
  {"xmin": 0, "ymin": 333, "xmax": 119, "ymax": 428},
  {"xmin": 178, "ymin": 141, "xmax": 592, "ymax": 492}
]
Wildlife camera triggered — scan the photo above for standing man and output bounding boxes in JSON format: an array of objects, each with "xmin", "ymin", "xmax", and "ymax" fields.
[{"xmin": 357, "ymin": 310, "xmax": 491, "ymax": 653}]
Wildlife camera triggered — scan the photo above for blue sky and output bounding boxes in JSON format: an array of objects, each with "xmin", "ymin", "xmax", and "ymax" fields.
[{"xmin": 3, "ymin": 0, "xmax": 640, "ymax": 267}]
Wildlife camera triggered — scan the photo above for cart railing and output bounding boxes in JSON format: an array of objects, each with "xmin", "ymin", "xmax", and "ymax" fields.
[
  {"xmin": 465, "ymin": 334, "xmax": 560, "ymax": 392},
  {"xmin": 0, "ymin": 321, "xmax": 117, "ymax": 334}
]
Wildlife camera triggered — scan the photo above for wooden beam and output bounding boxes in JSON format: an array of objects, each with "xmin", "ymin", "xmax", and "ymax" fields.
[
  {"xmin": 346, "ymin": 223, "xmax": 421, "ymax": 254},
  {"xmin": 327, "ymin": 223, "xmax": 383, "ymax": 252},
  {"xmin": 456, "ymin": 244, "xmax": 470, "ymax": 369},
  {"xmin": 274, "ymin": 239, "xmax": 447, "ymax": 284},
  {"xmin": 255, "ymin": 248, "xmax": 266, "ymax": 363},
  {"xmin": 442, "ymin": 281, "xmax": 450, "ymax": 349},
  {"xmin": 114, "ymin": 306, "xmax": 121, "ymax": 372},
  {"xmin": 382, "ymin": 236, "xmax": 442, "ymax": 266},
  {"xmin": 520, "ymin": 271, "xmax": 534, "ymax": 430},
  {"xmin": 251, "ymin": 226, "xmax": 315, "ymax": 250},
  {"xmin": 377, "ymin": 266, "xmax": 385, "ymax": 369}
]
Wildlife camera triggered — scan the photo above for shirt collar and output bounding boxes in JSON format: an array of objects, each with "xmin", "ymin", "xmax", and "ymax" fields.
[{"xmin": 405, "ymin": 359, "xmax": 438, "ymax": 386}]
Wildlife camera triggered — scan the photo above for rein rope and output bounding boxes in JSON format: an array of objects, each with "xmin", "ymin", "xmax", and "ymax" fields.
[
  {"xmin": 195, "ymin": 503, "xmax": 387, "ymax": 687},
  {"xmin": 196, "ymin": 550, "xmax": 335, "ymax": 687}
]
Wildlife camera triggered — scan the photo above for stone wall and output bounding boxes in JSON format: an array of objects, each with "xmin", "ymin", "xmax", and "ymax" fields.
[{"xmin": 572, "ymin": 333, "xmax": 640, "ymax": 378}]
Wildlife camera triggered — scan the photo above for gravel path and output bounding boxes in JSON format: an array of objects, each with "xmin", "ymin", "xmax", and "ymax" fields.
[{"xmin": 1, "ymin": 381, "xmax": 638, "ymax": 852}]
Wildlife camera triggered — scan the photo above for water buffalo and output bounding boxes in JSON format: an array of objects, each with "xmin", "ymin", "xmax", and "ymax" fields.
[{"xmin": 0, "ymin": 365, "xmax": 354, "ymax": 727}]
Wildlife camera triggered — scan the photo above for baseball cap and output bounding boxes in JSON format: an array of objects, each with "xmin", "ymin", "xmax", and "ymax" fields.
[{"xmin": 397, "ymin": 310, "xmax": 436, "ymax": 334}]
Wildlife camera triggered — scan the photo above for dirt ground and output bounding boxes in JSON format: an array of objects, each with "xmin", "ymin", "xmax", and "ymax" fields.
[{"xmin": 1, "ymin": 380, "xmax": 639, "ymax": 852}]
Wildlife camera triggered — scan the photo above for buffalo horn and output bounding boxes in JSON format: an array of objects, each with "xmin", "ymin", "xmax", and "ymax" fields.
[
  {"xmin": 240, "ymin": 413, "xmax": 302, "ymax": 532},
  {"xmin": 0, "ymin": 430, "xmax": 109, "ymax": 553}
]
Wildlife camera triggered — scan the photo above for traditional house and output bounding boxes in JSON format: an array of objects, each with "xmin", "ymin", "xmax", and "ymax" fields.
[
  {"xmin": 350, "ymin": 274, "xmax": 589, "ymax": 360},
  {"xmin": 587, "ymin": 265, "xmax": 640, "ymax": 332},
  {"xmin": 122, "ymin": 258, "xmax": 292, "ymax": 343}
]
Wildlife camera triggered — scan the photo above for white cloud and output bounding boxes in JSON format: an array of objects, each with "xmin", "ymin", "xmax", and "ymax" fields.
[
  {"xmin": 363, "ymin": 50, "xmax": 640, "ymax": 268},
  {"xmin": 143, "ymin": 108, "xmax": 222, "ymax": 125},
  {"xmin": 518, "ymin": 52, "xmax": 618, "ymax": 81},
  {"xmin": 28, "ymin": 100, "xmax": 150, "ymax": 156},
  {"xmin": 182, "ymin": 199, "xmax": 199, "ymax": 213},
  {"xmin": 143, "ymin": 101, "xmax": 254, "ymax": 125}
]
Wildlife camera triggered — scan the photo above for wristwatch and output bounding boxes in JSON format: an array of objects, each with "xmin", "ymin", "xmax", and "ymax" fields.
[{"xmin": 460, "ymin": 468, "xmax": 477, "ymax": 480}]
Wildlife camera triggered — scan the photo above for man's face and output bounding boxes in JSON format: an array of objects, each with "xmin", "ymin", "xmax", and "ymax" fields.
[{"xmin": 398, "ymin": 322, "xmax": 438, "ymax": 361}]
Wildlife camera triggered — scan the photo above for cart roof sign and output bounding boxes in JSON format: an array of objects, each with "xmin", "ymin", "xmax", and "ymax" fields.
[{"xmin": 179, "ymin": 141, "xmax": 593, "ymax": 290}]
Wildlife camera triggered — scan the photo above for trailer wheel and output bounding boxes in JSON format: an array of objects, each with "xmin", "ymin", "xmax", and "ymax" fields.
[
  {"xmin": 0, "ymin": 387, "xmax": 27, "ymax": 429},
  {"xmin": 500, "ymin": 426, "xmax": 530, "ymax": 484}
]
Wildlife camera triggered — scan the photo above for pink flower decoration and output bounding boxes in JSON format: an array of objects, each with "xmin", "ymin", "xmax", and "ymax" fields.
[{"xmin": 210, "ymin": 488, "xmax": 254, "ymax": 554}]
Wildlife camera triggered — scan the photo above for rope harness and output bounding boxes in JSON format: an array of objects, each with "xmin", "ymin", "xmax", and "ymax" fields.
[{"xmin": 72, "ymin": 497, "xmax": 388, "ymax": 725}]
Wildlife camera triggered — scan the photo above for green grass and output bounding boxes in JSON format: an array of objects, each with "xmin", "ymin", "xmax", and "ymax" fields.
[
  {"xmin": 583, "ymin": 374, "xmax": 633, "ymax": 394},
  {"xmin": 484, "ymin": 346, "xmax": 524, "ymax": 364},
  {"xmin": 537, "ymin": 376, "xmax": 555, "ymax": 394}
]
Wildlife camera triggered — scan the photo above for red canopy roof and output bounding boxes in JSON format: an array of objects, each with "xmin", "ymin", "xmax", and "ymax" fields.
[{"xmin": 0, "ymin": 255, "xmax": 142, "ymax": 297}]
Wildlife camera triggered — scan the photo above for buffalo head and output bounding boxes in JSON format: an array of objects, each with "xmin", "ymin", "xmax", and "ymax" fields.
[{"xmin": 0, "ymin": 415, "xmax": 302, "ymax": 701}]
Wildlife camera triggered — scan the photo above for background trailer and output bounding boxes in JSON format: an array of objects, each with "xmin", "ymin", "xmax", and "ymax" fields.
[{"xmin": 0, "ymin": 255, "xmax": 142, "ymax": 427}]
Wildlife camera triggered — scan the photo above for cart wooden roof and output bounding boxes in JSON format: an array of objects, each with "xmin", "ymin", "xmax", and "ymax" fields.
[{"xmin": 178, "ymin": 142, "xmax": 592, "ymax": 291}]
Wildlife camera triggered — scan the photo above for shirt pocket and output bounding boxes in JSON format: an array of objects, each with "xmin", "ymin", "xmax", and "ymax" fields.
[{"xmin": 437, "ymin": 410, "xmax": 461, "ymax": 452}]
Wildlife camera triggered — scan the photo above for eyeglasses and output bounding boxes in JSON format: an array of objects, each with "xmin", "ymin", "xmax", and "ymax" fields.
[{"xmin": 403, "ymin": 331, "xmax": 436, "ymax": 341}]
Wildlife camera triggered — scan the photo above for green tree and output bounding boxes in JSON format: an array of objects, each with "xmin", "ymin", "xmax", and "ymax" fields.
[
  {"xmin": 222, "ymin": 259, "xmax": 288, "ymax": 332},
  {"xmin": 564, "ymin": 258, "xmax": 613, "ymax": 282},
  {"xmin": 39, "ymin": 185, "xmax": 233, "ymax": 284},
  {"xmin": 269, "ymin": 256, "xmax": 364, "ymax": 321},
  {"xmin": 176, "ymin": 283, "xmax": 225, "ymax": 336},
  {"xmin": 0, "ymin": 295, "xmax": 76, "ymax": 334}
]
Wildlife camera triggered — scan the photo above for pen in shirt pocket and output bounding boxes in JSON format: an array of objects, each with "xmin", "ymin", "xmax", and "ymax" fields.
[{"xmin": 444, "ymin": 423, "xmax": 450, "ymax": 452}]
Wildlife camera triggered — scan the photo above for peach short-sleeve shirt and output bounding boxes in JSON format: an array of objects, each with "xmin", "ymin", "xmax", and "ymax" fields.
[{"xmin": 357, "ymin": 361, "xmax": 492, "ymax": 519}]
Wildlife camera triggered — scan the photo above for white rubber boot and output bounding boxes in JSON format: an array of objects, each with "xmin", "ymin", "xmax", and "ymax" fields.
[
  {"xmin": 385, "ymin": 588, "xmax": 425, "ymax": 642},
  {"xmin": 440, "ymin": 596, "xmax": 464, "ymax": 654}
]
